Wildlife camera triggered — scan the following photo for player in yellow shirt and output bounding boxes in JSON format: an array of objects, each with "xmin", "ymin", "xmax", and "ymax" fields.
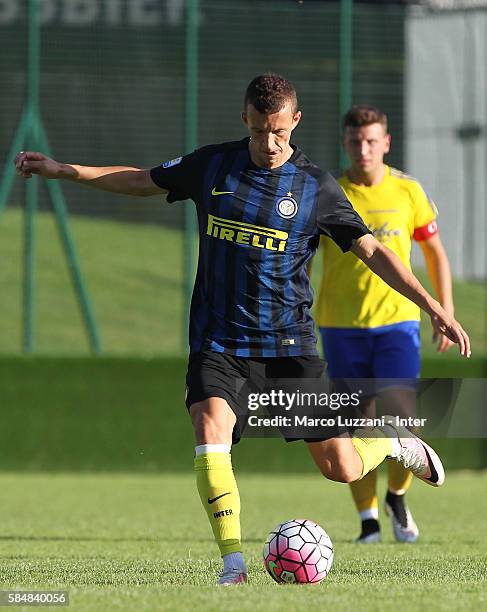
[{"xmin": 314, "ymin": 105, "xmax": 455, "ymax": 543}]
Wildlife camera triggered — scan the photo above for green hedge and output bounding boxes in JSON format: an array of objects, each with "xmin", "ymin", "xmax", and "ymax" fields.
[{"xmin": 0, "ymin": 356, "xmax": 485, "ymax": 472}]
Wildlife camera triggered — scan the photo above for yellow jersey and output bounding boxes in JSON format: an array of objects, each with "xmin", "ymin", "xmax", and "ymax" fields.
[{"xmin": 315, "ymin": 166, "xmax": 438, "ymax": 328}]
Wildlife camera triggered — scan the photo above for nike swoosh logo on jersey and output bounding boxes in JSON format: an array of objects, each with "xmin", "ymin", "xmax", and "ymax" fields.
[
  {"xmin": 211, "ymin": 187, "xmax": 234, "ymax": 196},
  {"xmin": 207, "ymin": 492, "xmax": 231, "ymax": 504}
]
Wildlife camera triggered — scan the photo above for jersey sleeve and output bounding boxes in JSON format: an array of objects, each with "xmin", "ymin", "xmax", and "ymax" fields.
[
  {"xmin": 150, "ymin": 149, "xmax": 207, "ymax": 203},
  {"xmin": 411, "ymin": 182, "xmax": 438, "ymax": 241},
  {"xmin": 316, "ymin": 172, "xmax": 371, "ymax": 252}
]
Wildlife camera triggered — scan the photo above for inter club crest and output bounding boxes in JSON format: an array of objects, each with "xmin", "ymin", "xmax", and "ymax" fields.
[{"xmin": 275, "ymin": 196, "xmax": 298, "ymax": 219}]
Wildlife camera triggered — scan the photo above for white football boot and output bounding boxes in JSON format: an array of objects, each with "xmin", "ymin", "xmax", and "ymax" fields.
[
  {"xmin": 217, "ymin": 569, "xmax": 248, "ymax": 586},
  {"xmin": 383, "ymin": 416, "xmax": 445, "ymax": 487},
  {"xmin": 384, "ymin": 497, "xmax": 419, "ymax": 543}
]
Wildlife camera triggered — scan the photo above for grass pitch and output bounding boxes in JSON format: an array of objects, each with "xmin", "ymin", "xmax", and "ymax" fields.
[{"xmin": 1, "ymin": 471, "xmax": 485, "ymax": 611}]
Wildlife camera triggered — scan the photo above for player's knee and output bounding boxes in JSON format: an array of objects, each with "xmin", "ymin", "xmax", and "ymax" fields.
[
  {"xmin": 192, "ymin": 410, "xmax": 225, "ymax": 442},
  {"xmin": 190, "ymin": 399, "xmax": 235, "ymax": 445},
  {"xmin": 319, "ymin": 458, "xmax": 360, "ymax": 483},
  {"xmin": 332, "ymin": 460, "xmax": 361, "ymax": 483},
  {"xmin": 313, "ymin": 445, "xmax": 361, "ymax": 482},
  {"xmin": 308, "ymin": 439, "xmax": 361, "ymax": 483}
]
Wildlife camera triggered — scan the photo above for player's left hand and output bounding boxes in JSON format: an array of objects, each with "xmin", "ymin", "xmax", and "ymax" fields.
[{"xmin": 430, "ymin": 313, "xmax": 471, "ymax": 358}]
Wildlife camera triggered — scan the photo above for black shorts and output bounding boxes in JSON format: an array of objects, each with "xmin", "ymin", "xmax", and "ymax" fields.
[{"xmin": 185, "ymin": 350, "xmax": 341, "ymax": 444}]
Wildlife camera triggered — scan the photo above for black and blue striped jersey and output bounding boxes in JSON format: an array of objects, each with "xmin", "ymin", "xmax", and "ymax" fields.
[{"xmin": 150, "ymin": 138, "xmax": 369, "ymax": 357}]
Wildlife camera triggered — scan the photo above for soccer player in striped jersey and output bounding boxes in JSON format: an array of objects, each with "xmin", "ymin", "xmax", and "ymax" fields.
[
  {"xmin": 314, "ymin": 105, "xmax": 456, "ymax": 544},
  {"xmin": 15, "ymin": 76, "xmax": 470, "ymax": 584}
]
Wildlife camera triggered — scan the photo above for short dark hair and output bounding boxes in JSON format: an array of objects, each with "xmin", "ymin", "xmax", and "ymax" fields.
[
  {"xmin": 343, "ymin": 105, "xmax": 388, "ymax": 132},
  {"xmin": 244, "ymin": 74, "xmax": 298, "ymax": 115}
]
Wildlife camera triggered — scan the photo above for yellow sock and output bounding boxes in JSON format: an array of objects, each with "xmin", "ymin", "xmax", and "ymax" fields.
[
  {"xmin": 194, "ymin": 452, "xmax": 242, "ymax": 556},
  {"xmin": 349, "ymin": 469, "xmax": 379, "ymax": 515},
  {"xmin": 351, "ymin": 428, "xmax": 394, "ymax": 480},
  {"xmin": 388, "ymin": 459, "xmax": 413, "ymax": 494}
]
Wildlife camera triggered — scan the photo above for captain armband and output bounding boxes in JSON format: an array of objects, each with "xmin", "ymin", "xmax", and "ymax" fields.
[{"xmin": 413, "ymin": 220, "xmax": 438, "ymax": 241}]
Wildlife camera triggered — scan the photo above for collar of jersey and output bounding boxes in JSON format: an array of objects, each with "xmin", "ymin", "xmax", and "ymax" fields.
[
  {"xmin": 244, "ymin": 137, "xmax": 300, "ymax": 173},
  {"xmin": 342, "ymin": 165, "xmax": 391, "ymax": 191}
]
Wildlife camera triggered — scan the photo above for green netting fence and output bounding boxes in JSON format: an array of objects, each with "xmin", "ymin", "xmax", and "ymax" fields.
[{"xmin": 0, "ymin": 0, "xmax": 414, "ymax": 356}]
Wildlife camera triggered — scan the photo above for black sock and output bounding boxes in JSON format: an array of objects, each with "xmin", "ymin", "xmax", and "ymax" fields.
[
  {"xmin": 360, "ymin": 518, "xmax": 380, "ymax": 536},
  {"xmin": 386, "ymin": 490, "xmax": 407, "ymax": 527}
]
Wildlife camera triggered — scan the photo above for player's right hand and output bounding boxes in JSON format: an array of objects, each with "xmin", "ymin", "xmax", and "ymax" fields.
[
  {"xmin": 432, "ymin": 330, "xmax": 454, "ymax": 354},
  {"xmin": 14, "ymin": 151, "xmax": 61, "ymax": 180}
]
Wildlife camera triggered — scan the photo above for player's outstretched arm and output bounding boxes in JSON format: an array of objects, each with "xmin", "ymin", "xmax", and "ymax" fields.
[
  {"xmin": 350, "ymin": 234, "xmax": 471, "ymax": 358},
  {"xmin": 14, "ymin": 151, "xmax": 166, "ymax": 197},
  {"xmin": 419, "ymin": 234, "xmax": 455, "ymax": 353}
]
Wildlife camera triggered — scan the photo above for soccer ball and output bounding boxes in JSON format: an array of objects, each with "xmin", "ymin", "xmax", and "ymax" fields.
[{"xmin": 263, "ymin": 518, "xmax": 333, "ymax": 584}]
